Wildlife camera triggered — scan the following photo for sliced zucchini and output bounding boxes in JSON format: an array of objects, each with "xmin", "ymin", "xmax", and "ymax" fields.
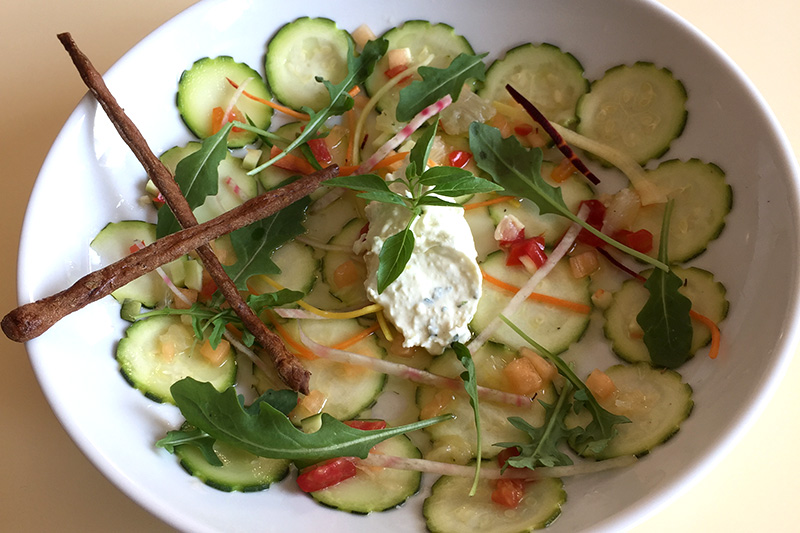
[
  {"xmin": 480, "ymin": 42, "xmax": 588, "ymax": 127},
  {"xmin": 424, "ymin": 470, "xmax": 565, "ymax": 533},
  {"xmin": 265, "ymin": 17, "xmax": 352, "ymax": 112},
  {"xmin": 487, "ymin": 161, "xmax": 594, "ymax": 246},
  {"xmin": 308, "ymin": 434, "xmax": 421, "ymax": 513},
  {"xmin": 90, "ymin": 220, "xmax": 183, "ymax": 308},
  {"xmin": 176, "ymin": 56, "xmax": 272, "ymax": 148},
  {"xmin": 603, "ymin": 266, "xmax": 728, "ymax": 364},
  {"xmin": 576, "ymin": 62, "xmax": 687, "ymax": 165},
  {"xmin": 173, "ymin": 423, "xmax": 290, "ymax": 492},
  {"xmin": 629, "ymin": 159, "xmax": 731, "ymax": 262},
  {"xmin": 417, "ymin": 343, "xmax": 552, "ymax": 463},
  {"xmin": 116, "ymin": 315, "xmax": 237, "ymax": 404},
  {"xmin": 255, "ymin": 318, "xmax": 386, "ymax": 421},
  {"xmin": 472, "ymin": 252, "xmax": 592, "ymax": 354},
  {"xmin": 566, "ymin": 363, "xmax": 693, "ymax": 459},
  {"xmin": 321, "ymin": 218, "xmax": 369, "ymax": 306}
]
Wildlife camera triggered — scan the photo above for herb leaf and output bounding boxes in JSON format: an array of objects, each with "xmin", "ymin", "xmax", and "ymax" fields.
[
  {"xmin": 156, "ymin": 123, "xmax": 232, "ymax": 238},
  {"xmin": 156, "ymin": 425, "xmax": 223, "ymax": 466},
  {"xmin": 419, "ymin": 166, "xmax": 503, "ymax": 197},
  {"xmin": 396, "ymin": 53, "xmax": 487, "ymax": 122},
  {"xmin": 452, "ymin": 342, "xmax": 482, "ymax": 495},
  {"xmin": 325, "ymin": 174, "xmax": 409, "ymax": 207},
  {"xmin": 376, "ymin": 227, "xmax": 415, "ymax": 294},
  {"xmin": 169, "ymin": 377, "xmax": 449, "ymax": 461},
  {"xmin": 636, "ymin": 200, "xmax": 693, "ymax": 368},
  {"xmin": 223, "ymin": 197, "xmax": 309, "ymax": 289}
]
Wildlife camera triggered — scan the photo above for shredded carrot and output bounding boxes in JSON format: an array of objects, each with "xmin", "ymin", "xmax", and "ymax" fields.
[
  {"xmin": 481, "ymin": 270, "xmax": 592, "ymax": 314},
  {"xmin": 348, "ymin": 86, "xmax": 361, "ymax": 98},
  {"xmin": 689, "ymin": 310, "xmax": 721, "ymax": 359},
  {"xmin": 269, "ymin": 145, "xmax": 316, "ymax": 175},
  {"xmin": 226, "ymin": 77, "xmax": 310, "ymax": 121},
  {"xmin": 332, "ymin": 322, "xmax": 381, "ymax": 350},
  {"xmin": 339, "ymin": 151, "xmax": 408, "ymax": 176},
  {"xmin": 463, "ymin": 195, "xmax": 517, "ymax": 211},
  {"xmin": 263, "ymin": 311, "xmax": 317, "ymax": 360}
]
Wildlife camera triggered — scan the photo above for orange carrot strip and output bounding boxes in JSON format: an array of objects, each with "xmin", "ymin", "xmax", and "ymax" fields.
[
  {"xmin": 348, "ymin": 86, "xmax": 361, "ymax": 98},
  {"xmin": 689, "ymin": 309, "xmax": 721, "ymax": 359},
  {"xmin": 481, "ymin": 270, "xmax": 591, "ymax": 314},
  {"xmin": 270, "ymin": 145, "xmax": 316, "ymax": 175},
  {"xmin": 263, "ymin": 311, "xmax": 317, "ymax": 360},
  {"xmin": 332, "ymin": 322, "xmax": 381, "ymax": 351},
  {"xmin": 464, "ymin": 195, "xmax": 517, "ymax": 211},
  {"xmin": 345, "ymin": 109, "xmax": 357, "ymax": 166},
  {"xmin": 339, "ymin": 151, "xmax": 408, "ymax": 175},
  {"xmin": 226, "ymin": 77, "xmax": 310, "ymax": 121}
]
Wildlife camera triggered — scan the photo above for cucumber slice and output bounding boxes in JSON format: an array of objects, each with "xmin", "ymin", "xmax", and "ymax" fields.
[
  {"xmin": 116, "ymin": 315, "xmax": 237, "ymax": 404},
  {"xmin": 364, "ymin": 20, "xmax": 475, "ymax": 114},
  {"xmin": 173, "ymin": 423, "xmax": 290, "ymax": 492},
  {"xmin": 576, "ymin": 62, "xmax": 687, "ymax": 165},
  {"xmin": 159, "ymin": 143, "xmax": 258, "ymax": 224},
  {"xmin": 472, "ymin": 252, "xmax": 592, "ymax": 354},
  {"xmin": 464, "ymin": 202, "xmax": 501, "ymax": 262},
  {"xmin": 417, "ymin": 343, "xmax": 552, "ymax": 463},
  {"xmin": 629, "ymin": 159, "xmax": 731, "ymax": 262},
  {"xmin": 308, "ymin": 434, "xmax": 421, "ymax": 513},
  {"xmin": 265, "ymin": 17, "xmax": 352, "ymax": 112},
  {"xmin": 90, "ymin": 220, "xmax": 183, "ymax": 308},
  {"xmin": 487, "ymin": 161, "xmax": 594, "ymax": 246},
  {"xmin": 321, "ymin": 218, "xmax": 369, "ymax": 306},
  {"xmin": 424, "ymin": 469, "xmax": 565, "ymax": 533},
  {"xmin": 246, "ymin": 240, "xmax": 319, "ymax": 295},
  {"xmin": 255, "ymin": 318, "xmax": 386, "ymax": 421},
  {"xmin": 567, "ymin": 363, "xmax": 693, "ymax": 459},
  {"xmin": 480, "ymin": 42, "xmax": 588, "ymax": 127},
  {"xmin": 603, "ymin": 266, "xmax": 728, "ymax": 364},
  {"xmin": 176, "ymin": 56, "xmax": 273, "ymax": 148}
]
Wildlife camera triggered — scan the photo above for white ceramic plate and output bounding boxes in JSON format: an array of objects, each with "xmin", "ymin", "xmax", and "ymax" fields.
[{"xmin": 19, "ymin": 0, "xmax": 800, "ymax": 531}]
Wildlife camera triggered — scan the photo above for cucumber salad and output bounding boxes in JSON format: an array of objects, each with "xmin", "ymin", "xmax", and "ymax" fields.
[{"xmin": 90, "ymin": 16, "xmax": 731, "ymax": 532}]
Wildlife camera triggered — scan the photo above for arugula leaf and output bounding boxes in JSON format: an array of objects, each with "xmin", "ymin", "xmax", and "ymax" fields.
[
  {"xmin": 156, "ymin": 123, "xmax": 233, "ymax": 238},
  {"xmin": 223, "ymin": 197, "xmax": 309, "ymax": 289},
  {"xmin": 246, "ymin": 289, "xmax": 305, "ymax": 315},
  {"xmin": 636, "ymin": 200, "xmax": 693, "ymax": 368},
  {"xmin": 469, "ymin": 122, "xmax": 667, "ymax": 270},
  {"xmin": 248, "ymin": 38, "xmax": 388, "ymax": 175},
  {"xmin": 396, "ymin": 53, "xmax": 488, "ymax": 122},
  {"xmin": 156, "ymin": 425, "xmax": 223, "ymax": 466},
  {"xmin": 499, "ymin": 314, "xmax": 629, "ymax": 455},
  {"xmin": 377, "ymin": 227, "xmax": 415, "ymax": 294},
  {"xmin": 452, "ymin": 342, "xmax": 481, "ymax": 495},
  {"xmin": 497, "ymin": 382, "xmax": 576, "ymax": 470},
  {"xmin": 169, "ymin": 377, "xmax": 450, "ymax": 461}
]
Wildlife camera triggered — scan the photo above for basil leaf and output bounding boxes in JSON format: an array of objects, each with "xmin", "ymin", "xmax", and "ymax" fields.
[
  {"xmin": 408, "ymin": 119, "xmax": 439, "ymax": 177},
  {"xmin": 376, "ymin": 227, "xmax": 415, "ymax": 294},
  {"xmin": 170, "ymin": 377, "xmax": 449, "ymax": 461},
  {"xmin": 419, "ymin": 167, "xmax": 503, "ymax": 197},
  {"xmin": 157, "ymin": 123, "xmax": 233, "ymax": 238},
  {"xmin": 416, "ymin": 195, "xmax": 462, "ymax": 208},
  {"xmin": 396, "ymin": 53, "xmax": 487, "ymax": 122},
  {"xmin": 636, "ymin": 200, "xmax": 693, "ymax": 368},
  {"xmin": 325, "ymin": 174, "xmax": 394, "ymax": 193}
]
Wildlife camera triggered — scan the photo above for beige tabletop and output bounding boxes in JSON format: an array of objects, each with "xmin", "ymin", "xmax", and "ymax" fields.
[{"xmin": 1, "ymin": 1, "xmax": 798, "ymax": 531}]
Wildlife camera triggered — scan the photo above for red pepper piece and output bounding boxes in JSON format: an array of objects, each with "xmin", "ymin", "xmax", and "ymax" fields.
[
  {"xmin": 447, "ymin": 150, "xmax": 472, "ymax": 169},
  {"xmin": 506, "ymin": 235, "xmax": 547, "ymax": 268},
  {"xmin": 296, "ymin": 457, "xmax": 357, "ymax": 493},
  {"xmin": 576, "ymin": 199, "xmax": 607, "ymax": 247},
  {"xmin": 612, "ymin": 228, "xmax": 654, "ymax": 254}
]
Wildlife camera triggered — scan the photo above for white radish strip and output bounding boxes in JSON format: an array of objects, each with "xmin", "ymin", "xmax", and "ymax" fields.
[
  {"xmin": 273, "ymin": 308, "xmax": 328, "ymax": 320},
  {"xmin": 309, "ymin": 187, "xmax": 345, "ymax": 214},
  {"xmin": 299, "ymin": 327, "xmax": 531, "ymax": 407},
  {"xmin": 131, "ymin": 240, "xmax": 193, "ymax": 307},
  {"xmin": 358, "ymin": 453, "xmax": 636, "ymax": 479},
  {"xmin": 352, "ymin": 54, "xmax": 434, "ymax": 165},
  {"xmin": 357, "ymin": 94, "xmax": 453, "ymax": 174},
  {"xmin": 468, "ymin": 204, "xmax": 589, "ymax": 354},
  {"xmin": 551, "ymin": 123, "xmax": 666, "ymax": 206},
  {"xmin": 223, "ymin": 77, "xmax": 252, "ymax": 124},
  {"xmin": 223, "ymin": 330, "xmax": 272, "ymax": 377},
  {"xmin": 224, "ymin": 176, "xmax": 251, "ymax": 202}
]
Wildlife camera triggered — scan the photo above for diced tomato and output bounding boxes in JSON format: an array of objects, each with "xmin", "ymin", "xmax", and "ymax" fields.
[
  {"xmin": 447, "ymin": 150, "xmax": 472, "ymax": 169},
  {"xmin": 296, "ymin": 457, "xmax": 357, "ymax": 492},
  {"xmin": 506, "ymin": 236, "xmax": 547, "ymax": 268},
  {"xmin": 384, "ymin": 64, "xmax": 408, "ymax": 78},
  {"xmin": 308, "ymin": 138, "xmax": 333, "ymax": 165},
  {"xmin": 611, "ymin": 228, "xmax": 654, "ymax": 254},
  {"xmin": 343, "ymin": 420, "xmax": 388, "ymax": 431},
  {"xmin": 576, "ymin": 199, "xmax": 607, "ymax": 247},
  {"xmin": 514, "ymin": 123, "xmax": 533, "ymax": 136},
  {"xmin": 491, "ymin": 478, "xmax": 526, "ymax": 509},
  {"xmin": 496, "ymin": 447, "xmax": 521, "ymax": 469},
  {"xmin": 359, "ymin": 223, "xmax": 370, "ymax": 237},
  {"xmin": 199, "ymin": 275, "xmax": 218, "ymax": 302}
]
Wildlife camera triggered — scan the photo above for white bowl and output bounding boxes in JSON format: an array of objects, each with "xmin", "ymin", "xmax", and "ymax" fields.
[{"xmin": 18, "ymin": 0, "xmax": 800, "ymax": 531}]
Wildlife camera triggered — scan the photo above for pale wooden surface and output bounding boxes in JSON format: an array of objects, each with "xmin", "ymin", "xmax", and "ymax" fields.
[{"xmin": 0, "ymin": 1, "xmax": 797, "ymax": 531}]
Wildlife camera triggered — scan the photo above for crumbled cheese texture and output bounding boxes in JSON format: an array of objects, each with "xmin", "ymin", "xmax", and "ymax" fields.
[{"xmin": 354, "ymin": 188, "xmax": 482, "ymax": 355}]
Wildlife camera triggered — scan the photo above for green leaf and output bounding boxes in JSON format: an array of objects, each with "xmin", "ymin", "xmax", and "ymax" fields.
[
  {"xmin": 244, "ymin": 388, "xmax": 298, "ymax": 417},
  {"xmin": 499, "ymin": 314, "xmax": 629, "ymax": 455},
  {"xmin": 156, "ymin": 425, "xmax": 223, "ymax": 466},
  {"xmin": 223, "ymin": 197, "xmax": 309, "ymax": 289},
  {"xmin": 452, "ymin": 342, "xmax": 481, "ymax": 496},
  {"xmin": 169, "ymin": 377, "xmax": 449, "ymax": 461},
  {"xmin": 408, "ymin": 120, "xmax": 439, "ymax": 177},
  {"xmin": 157, "ymin": 123, "xmax": 233, "ymax": 238},
  {"xmin": 416, "ymin": 196, "xmax": 462, "ymax": 208},
  {"xmin": 376, "ymin": 227, "xmax": 415, "ymax": 294},
  {"xmin": 325, "ymin": 174, "xmax": 408, "ymax": 206},
  {"xmin": 396, "ymin": 53, "xmax": 487, "ymax": 122},
  {"xmin": 419, "ymin": 166, "xmax": 503, "ymax": 197},
  {"xmin": 496, "ymin": 382, "xmax": 576, "ymax": 470},
  {"xmin": 246, "ymin": 289, "xmax": 304, "ymax": 315},
  {"xmin": 636, "ymin": 200, "xmax": 693, "ymax": 368}
]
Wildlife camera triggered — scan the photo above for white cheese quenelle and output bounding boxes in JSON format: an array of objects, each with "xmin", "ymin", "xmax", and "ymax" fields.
[{"xmin": 354, "ymin": 185, "xmax": 482, "ymax": 355}]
